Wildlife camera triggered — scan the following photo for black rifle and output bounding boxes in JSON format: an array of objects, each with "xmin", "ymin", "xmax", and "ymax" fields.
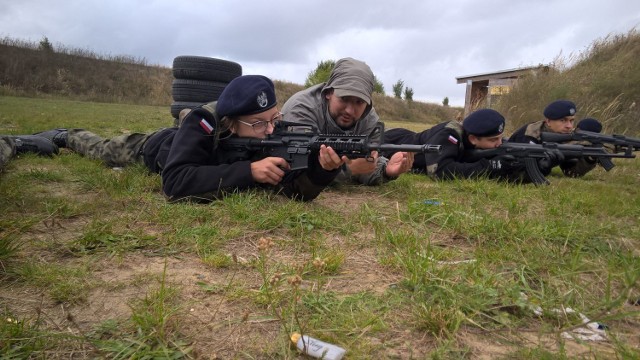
[
  {"xmin": 541, "ymin": 129, "xmax": 640, "ymax": 155},
  {"xmin": 541, "ymin": 129, "xmax": 640, "ymax": 170},
  {"xmin": 465, "ymin": 142, "xmax": 633, "ymax": 185},
  {"xmin": 220, "ymin": 121, "xmax": 441, "ymax": 171}
]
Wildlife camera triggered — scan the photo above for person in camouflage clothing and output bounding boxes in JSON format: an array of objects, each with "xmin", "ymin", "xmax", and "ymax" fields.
[
  {"xmin": 22, "ymin": 75, "xmax": 343, "ymax": 202},
  {"xmin": 65, "ymin": 130, "xmax": 152, "ymax": 168},
  {"xmin": 0, "ymin": 134, "xmax": 59, "ymax": 172},
  {"xmin": 0, "ymin": 136, "xmax": 15, "ymax": 171}
]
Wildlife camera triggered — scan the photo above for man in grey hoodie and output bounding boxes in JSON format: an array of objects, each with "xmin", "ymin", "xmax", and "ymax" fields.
[{"xmin": 282, "ymin": 57, "xmax": 414, "ymax": 185}]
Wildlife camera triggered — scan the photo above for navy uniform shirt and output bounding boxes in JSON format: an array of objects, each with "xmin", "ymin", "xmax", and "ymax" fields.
[{"xmin": 384, "ymin": 121, "xmax": 494, "ymax": 179}]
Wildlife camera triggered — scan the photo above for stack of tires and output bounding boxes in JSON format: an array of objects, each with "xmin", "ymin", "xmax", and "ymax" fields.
[{"xmin": 170, "ymin": 56, "xmax": 243, "ymax": 126}]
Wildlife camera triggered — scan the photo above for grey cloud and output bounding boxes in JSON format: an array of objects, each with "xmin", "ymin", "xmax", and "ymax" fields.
[{"xmin": 0, "ymin": 0, "xmax": 639, "ymax": 106}]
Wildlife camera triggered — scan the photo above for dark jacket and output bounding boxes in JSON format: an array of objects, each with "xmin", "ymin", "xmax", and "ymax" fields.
[
  {"xmin": 144, "ymin": 107, "xmax": 339, "ymax": 202},
  {"xmin": 384, "ymin": 121, "xmax": 495, "ymax": 179},
  {"xmin": 509, "ymin": 120, "xmax": 597, "ymax": 177}
]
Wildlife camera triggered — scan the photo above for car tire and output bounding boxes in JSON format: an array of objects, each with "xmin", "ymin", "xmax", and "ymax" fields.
[
  {"xmin": 171, "ymin": 79, "xmax": 227, "ymax": 103},
  {"xmin": 172, "ymin": 56, "xmax": 242, "ymax": 83},
  {"xmin": 170, "ymin": 101, "xmax": 203, "ymax": 119},
  {"xmin": 170, "ymin": 56, "xmax": 243, "ymax": 126}
]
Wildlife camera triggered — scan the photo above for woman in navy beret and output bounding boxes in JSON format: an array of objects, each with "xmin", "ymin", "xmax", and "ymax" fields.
[{"xmin": 25, "ymin": 75, "xmax": 344, "ymax": 202}]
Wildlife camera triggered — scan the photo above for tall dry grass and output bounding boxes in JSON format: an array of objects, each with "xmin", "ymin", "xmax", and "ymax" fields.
[
  {"xmin": 0, "ymin": 38, "xmax": 172, "ymax": 106},
  {"xmin": 495, "ymin": 28, "xmax": 640, "ymax": 135}
]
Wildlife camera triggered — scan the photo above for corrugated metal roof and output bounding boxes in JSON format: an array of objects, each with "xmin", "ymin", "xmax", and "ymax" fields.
[{"xmin": 456, "ymin": 65, "xmax": 549, "ymax": 83}]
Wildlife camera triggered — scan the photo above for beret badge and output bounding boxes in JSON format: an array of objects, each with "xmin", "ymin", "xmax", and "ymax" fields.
[{"xmin": 257, "ymin": 91, "xmax": 268, "ymax": 108}]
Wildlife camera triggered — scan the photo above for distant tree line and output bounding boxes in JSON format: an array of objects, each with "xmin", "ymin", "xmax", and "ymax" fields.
[
  {"xmin": 1, "ymin": 35, "xmax": 150, "ymax": 66},
  {"xmin": 305, "ymin": 60, "xmax": 429, "ymax": 103}
]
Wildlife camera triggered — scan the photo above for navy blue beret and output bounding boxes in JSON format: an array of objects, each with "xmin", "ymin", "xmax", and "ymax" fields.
[
  {"xmin": 543, "ymin": 100, "xmax": 576, "ymax": 120},
  {"xmin": 462, "ymin": 109, "xmax": 506, "ymax": 137},
  {"xmin": 577, "ymin": 118, "xmax": 602, "ymax": 133},
  {"xmin": 216, "ymin": 75, "xmax": 277, "ymax": 118}
]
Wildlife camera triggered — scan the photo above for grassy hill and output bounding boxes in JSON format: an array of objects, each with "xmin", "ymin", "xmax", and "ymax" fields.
[
  {"xmin": 0, "ymin": 40, "xmax": 172, "ymax": 106},
  {"xmin": 0, "ymin": 36, "xmax": 459, "ymax": 128},
  {"xmin": 495, "ymin": 29, "xmax": 640, "ymax": 135}
]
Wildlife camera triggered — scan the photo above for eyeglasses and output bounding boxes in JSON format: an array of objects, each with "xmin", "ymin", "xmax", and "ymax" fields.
[{"xmin": 237, "ymin": 111, "xmax": 284, "ymax": 133}]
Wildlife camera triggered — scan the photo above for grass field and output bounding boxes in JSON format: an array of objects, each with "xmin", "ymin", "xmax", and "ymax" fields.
[{"xmin": 1, "ymin": 96, "xmax": 639, "ymax": 359}]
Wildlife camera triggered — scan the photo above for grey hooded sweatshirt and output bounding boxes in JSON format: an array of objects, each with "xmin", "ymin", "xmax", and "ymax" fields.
[{"xmin": 281, "ymin": 58, "xmax": 391, "ymax": 185}]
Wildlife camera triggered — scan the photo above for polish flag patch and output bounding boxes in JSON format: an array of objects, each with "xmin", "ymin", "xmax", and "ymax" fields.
[
  {"xmin": 448, "ymin": 135, "xmax": 458, "ymax": 144},
  {"xmin": 199, "ymin": 118, "xmax": 214, "ymax": 134}
]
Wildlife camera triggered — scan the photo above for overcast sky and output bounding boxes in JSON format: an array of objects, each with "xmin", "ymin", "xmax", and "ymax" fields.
[{"xmin": 1, "ymin": 0, "xmax": 639, "ymax": 106}]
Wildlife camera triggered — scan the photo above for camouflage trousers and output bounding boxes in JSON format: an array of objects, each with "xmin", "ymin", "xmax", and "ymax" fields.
[
  {"xmin": 0, "ymin": 136, "xmax": 16, "ymax": 171},
  {"xmin": 68, "ymin": 129, "xmax": 158, "ymax": 168}
]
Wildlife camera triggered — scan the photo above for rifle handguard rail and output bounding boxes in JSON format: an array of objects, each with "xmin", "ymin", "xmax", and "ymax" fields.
[{"xmin": 220, "ymin": 122, "xmax": 441, "ymax": 171}]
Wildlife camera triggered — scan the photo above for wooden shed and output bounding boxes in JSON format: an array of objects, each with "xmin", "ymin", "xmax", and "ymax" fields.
[{"xmin": 456, "ymin": 65, "xmax": 549, "ymax": 116}]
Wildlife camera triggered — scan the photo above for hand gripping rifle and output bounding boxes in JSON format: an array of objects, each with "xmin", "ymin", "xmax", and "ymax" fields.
[
  {"xmin": 465, "ymin": 142, "xmax": 633, "ymax": 185},
  {"xmin": 220, "ymin": 121, "xmax": 441, "ymax": 171},
  {"xmin": 541, "ymin": 129, "xmax": 640, "ymax": 170}
]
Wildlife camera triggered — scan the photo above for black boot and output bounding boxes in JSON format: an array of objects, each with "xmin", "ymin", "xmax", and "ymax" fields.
[
  {"xmin": 33, "ymin": 129, "xmax": 68, "ymax": 148},
  {"xmin": 12, "ymin": 135, "xmax": 59, "ymax": 156}
]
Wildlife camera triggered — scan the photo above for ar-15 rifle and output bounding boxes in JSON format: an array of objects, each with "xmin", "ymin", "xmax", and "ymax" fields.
[
  {"xmin": 220, "ymin": 121, "xmax": 441, "ymax": 171},
  {"xmin": 465, "ymin": 142, "xmax": 633, "ymax": 185},
  {"xmin": 541, "ymin": 129, "xmax": 640, "ymax": 170}
]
